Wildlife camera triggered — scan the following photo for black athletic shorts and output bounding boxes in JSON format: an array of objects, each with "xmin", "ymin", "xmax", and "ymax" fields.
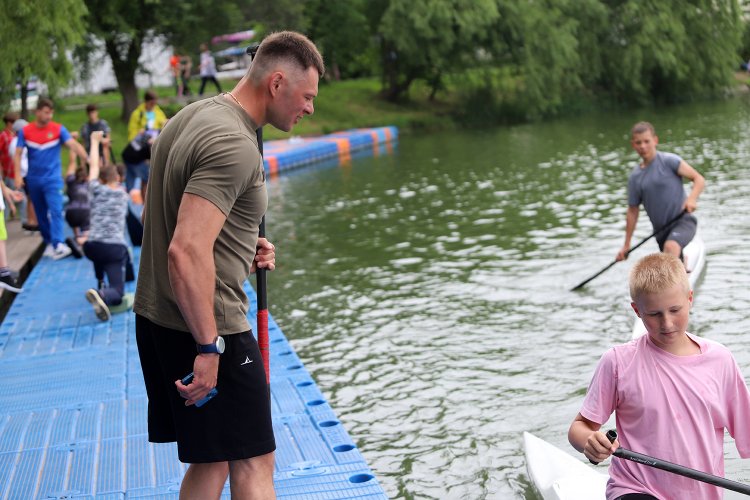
[
  {"xmin": 656, "ymin": 213, "xmax": 697, "ymax": 251},
  {"xmin": 135, "ymin": 314, "xmax": 276, "ymax": 463}
]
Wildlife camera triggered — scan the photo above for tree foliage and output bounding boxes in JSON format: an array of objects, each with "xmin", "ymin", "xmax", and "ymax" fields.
[
  {"xmin": 82, "ymin": 0, "xmax": 245, "ymax": 121},
  {"xmin": 306, "ymin": 0, "xmax": 373, "ymax": 80},
  {"xmin": 372, "ymin": 0, "xmax": 743, "ymax": 115},
  {"xmin": 0, "ymin": 0, "xmax": 87, "ymax": 117}
]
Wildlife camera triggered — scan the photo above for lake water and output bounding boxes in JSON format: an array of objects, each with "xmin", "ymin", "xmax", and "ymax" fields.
[{"xmin": 263, "ymin": 97, "xmax": 750, "ymax": 498}]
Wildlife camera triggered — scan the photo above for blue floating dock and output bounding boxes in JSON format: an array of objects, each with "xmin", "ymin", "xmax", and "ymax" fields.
[
  {"xmin": 0, "ymin": 249, "xmax": 387, "ymax": 498},
  {"xmin": 263, "ymin": 127, "xmax": 398, "ymax": 175}
]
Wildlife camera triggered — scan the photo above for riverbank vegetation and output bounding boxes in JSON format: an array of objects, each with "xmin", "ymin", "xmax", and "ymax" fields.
[{"xmin": 3, "ymin": 0, "xmax": 750, "ymax": 130}]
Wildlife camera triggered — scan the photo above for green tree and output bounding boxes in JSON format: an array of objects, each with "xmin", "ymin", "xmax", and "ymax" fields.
[
  {"xmin": 82, "ymin": 0, "xmax": 245, "ymax": 122},
  {"xmin": 378, "ymin": 0, "xmax": 501, "ymax": 101},
  {"xmin": 0, "ymin": 0, "xmax": 87, "ymax": 118},
  {"xmin": 240, "ymin": 0, "xmax": 308, "ymax": 33},
  {"xmin": 306, "ymin": 0, "xmax": 374, "ymax": 80},
  {"xmin": 598, "ymin": 0, "xmax": 743, "ymax": 104}
]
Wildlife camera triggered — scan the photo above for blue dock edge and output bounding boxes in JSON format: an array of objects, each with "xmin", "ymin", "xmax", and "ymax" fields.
[
  {"xmin": 0, "ymin": 249, "xmax": 388, "ymax": 498},
  {"xmin": 263, "ymin": 126, "xmax": 398, "ymax": 175}
]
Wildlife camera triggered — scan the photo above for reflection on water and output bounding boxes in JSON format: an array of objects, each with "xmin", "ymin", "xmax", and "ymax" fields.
[{"xmin": 264, "ymin": 97, "xmax": 750, "ymax": 499}]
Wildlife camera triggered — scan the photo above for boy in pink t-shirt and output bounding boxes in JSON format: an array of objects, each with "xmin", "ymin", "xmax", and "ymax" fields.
[{"xmin": 568, "ymin": 253, "xmax": 750, "ymax": 500}]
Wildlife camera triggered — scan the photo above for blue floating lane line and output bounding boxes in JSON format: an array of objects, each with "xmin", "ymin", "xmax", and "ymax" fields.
[
  {"xmin": 0, "ymin": 248, "xmax": 387, "ymax": 498},
  {"xmin": 263, "ymin": 126, "xmax": 399, "ymax": 175}
]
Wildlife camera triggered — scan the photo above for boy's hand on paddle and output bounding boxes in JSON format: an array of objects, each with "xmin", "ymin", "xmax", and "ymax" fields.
[
  {"xmin": 584, "ymin": 431, "xmax": 619, "ymax": 463},
  {"xmin": 616, "ymin": 245, "xmax": 629, "ymax": 261}
]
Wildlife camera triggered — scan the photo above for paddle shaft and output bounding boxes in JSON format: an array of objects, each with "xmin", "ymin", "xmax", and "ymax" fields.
[
  {"xmin": 571, "ymin": 210, "xmax": 687, "ymax": 291},
  {"xmin": 256, "ymin": 127, "xmax": 270, "ymax": 387},
  {"xmin": 606, "ymin": 431, "xmax": 750, "ymax": 495}
]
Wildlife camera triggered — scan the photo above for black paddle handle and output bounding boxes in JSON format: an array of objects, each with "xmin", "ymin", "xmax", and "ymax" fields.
[
  {"xmin": 588, "ymin": 429, "xmax": 618, "ymax": 465},
  {"xmin": 607, "ymin": 430, "xmax": 750, "ymax": 495}
]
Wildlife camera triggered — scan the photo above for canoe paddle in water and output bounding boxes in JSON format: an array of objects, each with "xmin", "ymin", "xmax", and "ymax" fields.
[
  {"xmin": 602, "ymin": 430, "xmax": 750, "ymax": 495},
  {"xmin": 570, "ymin": 210, "xmax": 687, "ymax": 291}
]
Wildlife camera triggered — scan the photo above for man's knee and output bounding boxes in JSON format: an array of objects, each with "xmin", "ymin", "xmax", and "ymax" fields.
[{"xmin": 229, "ymin": 452, "xmax": 275, "ymax": 476}]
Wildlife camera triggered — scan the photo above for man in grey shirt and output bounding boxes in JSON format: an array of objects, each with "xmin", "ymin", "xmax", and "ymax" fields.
[{"xmin": 616, "ymin": 121, "xmax": 705, "ymax": 262}]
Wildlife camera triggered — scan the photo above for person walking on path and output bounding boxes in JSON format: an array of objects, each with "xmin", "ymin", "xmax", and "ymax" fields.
[
  {"xmin": 14, "ymin": 98, "xmax": 89, "ymax": 260},
  {"xmin": 616, "ymin": 122, "xmax": 705, "ymax": 263},
  {"xmin": 198, "ymin": 43, "xmax": 222, "ymax": 96},
  {"xmin": 134, "ymin": 31, "xmax": 323, "ymax": 498}
]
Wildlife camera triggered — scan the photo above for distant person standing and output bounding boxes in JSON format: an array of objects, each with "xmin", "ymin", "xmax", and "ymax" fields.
[
  {"xmin": 79, "ymin": 103, "xmax": 111, "ymax": 165},
  {"xmin": 180, "ymin": 55, "xmax": 193, "ymax": 97},
  {"xmin": 9, "ymin": 118, "xmax": 37, "ymax": 232},
  {"xmin": 1, "ymin": 113, "xmax": 19, "ymax": 221},
  {"xmin": 1, "ymin": 113, "xmax": 18, "ymax": 189},
  {"xmin": 198, "ymin": 43, "xmax": 222, "ymax": 96},
  {"xmin": 126, "ymin": 90, "xmax": 167, "ymax": 192},
  {"xmin": 14, "ymin": 98, "xmax": 89, "ymax": 260},
  {"xmin": 170, "ymin": 52, "xmax": 182, "ymax": 96},
  {"xmin": 127, "ymin": 90, "xmax": 167, "ymax": 142}
]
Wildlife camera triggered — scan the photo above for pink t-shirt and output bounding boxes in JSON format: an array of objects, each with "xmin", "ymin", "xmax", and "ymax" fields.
[{"xmin": 581, "ymin": 333, "xmax": 750, "ymax": 499}]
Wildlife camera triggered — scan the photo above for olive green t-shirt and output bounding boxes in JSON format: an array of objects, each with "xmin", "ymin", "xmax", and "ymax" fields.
[{"xmin": 133, "ymin": 96, "xmax": 267, "ymax": 335}]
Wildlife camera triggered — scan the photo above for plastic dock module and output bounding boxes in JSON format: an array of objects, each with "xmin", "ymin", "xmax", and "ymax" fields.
[
  {"xmin": 0, "ymin": 249, "xmax": 387, "ymax": 498},
  {"xmin": 263, "ymin": 126, "xmax": 399, "ymax": 175}
]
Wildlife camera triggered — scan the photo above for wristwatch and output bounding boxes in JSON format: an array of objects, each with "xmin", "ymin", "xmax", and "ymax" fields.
[{"xmin": 197, "ymin": 336, "xmax": 225, "ymax": 355}]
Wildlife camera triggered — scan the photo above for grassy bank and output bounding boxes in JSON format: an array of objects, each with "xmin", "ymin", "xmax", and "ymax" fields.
[{"xmin": 50, "ymin": 77, "xmax": 450, "ymax": 165}]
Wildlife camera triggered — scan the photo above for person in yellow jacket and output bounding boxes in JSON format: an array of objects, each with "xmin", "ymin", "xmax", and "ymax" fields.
[{"xmin": 127, "ymin": 90, "xmax": 167, "ymax": 142}]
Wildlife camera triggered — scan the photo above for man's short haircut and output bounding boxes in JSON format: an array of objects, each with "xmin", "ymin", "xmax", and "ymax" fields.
[
  {"xmin": 86, "ymin": 103, "xmax": 98, "ymax": 113},
  {"xmin": 36, "ymin": 97, "xmax": 54, "ymax": 110},
  {"xmin": 3, "ymin": 112, "xmax": 18, "ymax": 124},
  {"xmin": 629, "ymin": 253, "xmax": 689, "ymax": 300},
  {"xmin": 631, "ymin": 121, "xmax": 656, "ymax": 137},
  {"xmin": 251, "ymin": 31, "xmax": 324, "ymax": 81},
  {"xmin": 144, "ymin": 90, "xmax": 158, "ymax": 102}
]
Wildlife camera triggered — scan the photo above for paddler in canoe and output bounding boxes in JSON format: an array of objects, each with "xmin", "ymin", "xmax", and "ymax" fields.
[
  {"xmin": 615, "ymin": 122, "xmax": 705, "ymax": 265},
  {"xmin": 568, "ymin": 253, "xmax": 750, "ymax": 500}
]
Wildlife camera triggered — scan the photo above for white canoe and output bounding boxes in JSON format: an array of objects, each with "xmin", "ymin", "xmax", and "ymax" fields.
[
  {"xmin": 630, "ymin": 235, "xmax": 706, "ymax": 339},
  {"xmin": 524, "ymin": 432, "xmax": 607, "ymax": 500}
]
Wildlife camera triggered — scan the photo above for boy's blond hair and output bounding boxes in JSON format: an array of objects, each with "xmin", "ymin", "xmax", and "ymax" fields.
[
  {"xmin": 629, "ymin": 253, "xmax": 689, "ymax": 300},
  {"xmin": 631, "ymin": 121, "xmax": 655, "ymax": 137}
]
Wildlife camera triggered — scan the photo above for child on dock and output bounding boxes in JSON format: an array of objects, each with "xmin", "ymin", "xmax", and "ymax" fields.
[
  {"xmin": 83, "ymin": 131, "xmax": 132, "ymax": 321},
  {"xmin": 568, "ymin": 253, "xmax": 750, "ymax": 500}
]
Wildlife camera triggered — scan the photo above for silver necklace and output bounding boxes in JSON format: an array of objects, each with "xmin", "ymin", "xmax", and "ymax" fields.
[{"xmin": 225, "ymin": 92, "xmax": 249, "ymax": 115}]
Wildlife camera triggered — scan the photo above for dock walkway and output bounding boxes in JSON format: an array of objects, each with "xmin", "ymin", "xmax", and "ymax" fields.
[{"xmin": 0, "ymin": 126, "xmax": 396, "ymax": 497}]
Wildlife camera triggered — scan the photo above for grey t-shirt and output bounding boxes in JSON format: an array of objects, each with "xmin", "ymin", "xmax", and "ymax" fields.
[
  {"xmin": 627, "ymin": 151, "xmax": 686, "ymax": 231},
  {"xmin": 88, "ymin": 180, "xmax": 128, "ymax": 245},
  {"xmin": 134, "ymin": 96, "xmax": 267, "ymax": 335}
]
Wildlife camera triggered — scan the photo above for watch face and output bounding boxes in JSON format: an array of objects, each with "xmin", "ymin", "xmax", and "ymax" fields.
[{"xmin": 216, "ymin": 336, "xmax": 226, "ymax": 354}]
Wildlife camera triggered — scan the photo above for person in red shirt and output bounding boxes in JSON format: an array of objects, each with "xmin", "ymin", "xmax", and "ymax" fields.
[{"xmin": 0, "ymin": 112, "xmax": 18, "ymax": 187}]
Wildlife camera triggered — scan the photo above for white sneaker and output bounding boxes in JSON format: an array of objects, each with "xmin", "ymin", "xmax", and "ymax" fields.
[
  {"xmin": 51, "ymin": 243, "xmax": 72, "ymax": 261},
  {"xmin": 86, "ymin": 289, "xmax": 111, "ymax": 321},
  {"xmin": 43, "ymin": 244, "xmax": 55, "ymax": 257}
]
